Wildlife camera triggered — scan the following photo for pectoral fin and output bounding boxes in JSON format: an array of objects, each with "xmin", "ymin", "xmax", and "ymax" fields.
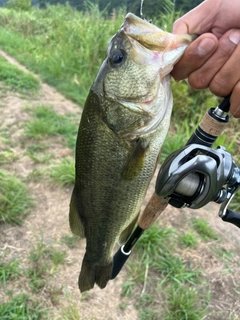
[
  {"xmin": 69, "ymin": 187, "xmax": 85, "ymax": 238},
  {"xmin": 121, "ymin": 138, "xmax": 149, "ymax": 180}
]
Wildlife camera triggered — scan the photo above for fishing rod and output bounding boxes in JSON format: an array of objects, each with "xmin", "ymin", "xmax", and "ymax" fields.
[{"xmin": 111, "ymin": 94, "xmax": 240, "ymax": 280}]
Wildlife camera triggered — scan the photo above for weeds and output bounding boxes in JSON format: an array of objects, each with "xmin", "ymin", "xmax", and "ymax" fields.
[
  {"xmin": 27, "ymin": 151, "xmax": 53, "ymax": 163},
  {"xmin": 120, "ymin": 279, "xmax": 136, "ymax": 297},
  {"xmin": 26, "ymin": 168, "xmax": 43, "ymax": 181},
  {"xmin": 0, "ymin": 169, "xmax": 33, "ymax": 224},
  {"xmin": 160, "ymin": 131, "xmax": 187, "ymax": 162},
  {"xmin": 24, "ymin": 104, "xmax": 77, "ymax": 148},
  {"xmin": 0, "ymin": 149, "xmax": 18, "ymax": 164},
  {"xmin": 135, "ymin": 223, "xmax": 175, "ymax": 258},
  {"xmin": 0, "ymin": 5, "xmax": 123, "ymax": 105},
  {"xmin": 49, "ymin": 157, "xmax": 75, "ymax": 185},
  {"xmin": 0, "ymin": 293, "xmax": 48, "ymax": 319},
  {"xmin": 155, "ymin": 253, "xmax": 202, "ymax": 286},
  {"xmin": 27, "ymin": 237, "xmax": 67, "ymax": 292},
  {"xmin": 121, "ymin": 224, "xmax": 207, "ymax": 319},
  {"xmin": 61, "ymin": 234, "xmax": 79, "ymax": 249},
  {"xmin": 192, "ymin": 218, "xmax": 219, "ymax": 241},
  {"xmin": 28, "ymin": 237, "xmax": 67, "ymax": 270},
  {"xmin": 179, "ymin": 232, "xmax": 198, "ymax": 248},
  {"xmin": 4, "ymin": 0, "xmax": 31, "ymax": 11},
  {"xmin": 0, "ymin": 258, "xmax": 21, "ymax": 289},
  {"xmin": 26, "ymin": 142, "xmax": 53, "ymax": 163},
  {"xmin": 61, "ymin": 300, "xmax": 81, "ymax": 320},
  {"xmin": 213, "ymin": 132, "xmax": 239, "ymax": 154},
  {"xmin": 164, "ymin": 285, "xmax": 209, "ymax": 320},
  {"xmin": 0, "ymin": 55, "xmax": 40, "ymax": 94}
]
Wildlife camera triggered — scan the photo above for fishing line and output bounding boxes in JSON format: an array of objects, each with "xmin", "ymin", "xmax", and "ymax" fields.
[
  {"xmin": 232, "ymin": 105, "xmax": 240, "ymax": 118},
  {"xmin": 140, "ymin": 0, "xmax": 144, "ymax": 19},
  {"xmin": 140, "ymin": 0, "xmax": 152, "ymax": 23}
]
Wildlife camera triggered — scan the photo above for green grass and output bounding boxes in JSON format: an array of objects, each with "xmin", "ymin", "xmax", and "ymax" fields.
[
  {"xmin": 120, "ymin": 224, "xmax": 208, "ymax": 319},
  {"xmin": 0, "ymin": 150, "xmax": 18, "ymax": 164},
  {"xmin": 0, "ymin": 128, "xmax": 12, "ymax": 147},
  {"xmin": 24, "ymin": 104, "xmax": 77, "ymax": 148},
  {"xmin": 0, "ymin": 258, "xmax": 21, "ymax": 289},
  {"xmin": 0, "ymin": 239, "xmax": 67, "ymax": 311},
  {"xmin": 29, "ymin": 237, "xmax": 67, "ymax": 270},
  {"xmin": 192, "ymin": 218, "xmax": 219, "ymax": 241},
  {"xmin": 213, "ymin": 132, "xmax": 239, "ymax": 154},
  {"xmin": 0, "ymin": 55, "xmax": 40, "ymax": 94},
  {"xmin": 61, "ymin": 300, "xmax": 81, "ymax": 320},
  {"xmin": 0, "ymin": 169, "xmax": 33, "ymax": 224},
  {"xmin": 4, "ymin": 0, "xmax": 31, "ymax": 11},
  {"xmin": 164, "ymin": 285, "xmax": 209, "ymax": 320},
  {"xmin": 25, "ymin": 142, "xmax": 53, "ymax": 164},
  {"xmin": 154, "ymin": 252, "xmax": 202, "ymax": 286},
  {"xmin": 49, "ymin": 157, "xmax": 75, "ymax": 185},
  {"xmin": 0, "ymin": 5, "xmax": 123, "ymax": 105},
  {"xmin": 27, "ymin": 237, "xmax": 67, "ymax": 292},
  {"xmin": 160, "ymin": 131, "xmax": 187, "ymax": 163},
  {"xmin": 179, "ymin": 232, "xmax": 198, "ymax": 248},
  {"xmin": 61, "ymin": 234, "xmax": 79, "ymax": 249},
  {"xmin": 27, "ymin": 151, "xmax": 53, "ymax": 163},
  {"xmin": 0, "ymin": 293, "xmax": 48, "ymax": 319}
]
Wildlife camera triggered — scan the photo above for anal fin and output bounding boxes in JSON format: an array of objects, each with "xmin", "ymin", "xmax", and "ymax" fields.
[
  {"xmin": 118, "ymin": 214, "xmax": 139, "ymax": 245},
  {"xmin": 69, "ymin": 186, "xmax": 85, "ymax": 238}
]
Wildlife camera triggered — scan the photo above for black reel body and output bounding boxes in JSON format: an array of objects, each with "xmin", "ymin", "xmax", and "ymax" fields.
[{"xmin": 156, "ymin": 144, "xmax": 240, "ymax": 227}]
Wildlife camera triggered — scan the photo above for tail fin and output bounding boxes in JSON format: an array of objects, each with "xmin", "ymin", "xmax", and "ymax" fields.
[{"xmin": 78, "ymin": 257, "xmax": 113, "ymax": 292}]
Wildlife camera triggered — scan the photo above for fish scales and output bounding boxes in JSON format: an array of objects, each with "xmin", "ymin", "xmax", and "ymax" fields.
[{"xmin": 69, "ymin": 13, "xmax": 194, "ymax": 292}]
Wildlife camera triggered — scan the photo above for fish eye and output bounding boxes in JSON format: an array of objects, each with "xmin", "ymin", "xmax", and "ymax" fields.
[{"xmin": 110, "ymin": 49, "xmax": 125, "ymax": 67}]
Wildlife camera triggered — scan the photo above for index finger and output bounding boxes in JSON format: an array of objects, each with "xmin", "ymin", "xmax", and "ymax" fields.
[
  {"xmin": 171, "ymin": 33, "xmax": 218, "ymax": 81},
  {"xmin": 172, "ymin": 1, "xmax": 219, "ymax": 35}
]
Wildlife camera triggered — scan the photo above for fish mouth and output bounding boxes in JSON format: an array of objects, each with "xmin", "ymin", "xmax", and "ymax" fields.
[
  {"xmin": 117, "ymin": 13, "xmax": 196, "ymax": 138},
  {"xmin": 123, "ymin": 13, "xmax": 195, "ymax": 51}
]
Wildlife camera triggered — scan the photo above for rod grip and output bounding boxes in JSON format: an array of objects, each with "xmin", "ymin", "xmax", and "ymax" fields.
[
  {"xmin": 187, "ymin": 108, "xmax": 228, "ymax": 147},
  {"xmin": 138, "ymin": 193, "xmax": 168, "ymax": 229},
  {"xmin": 187, "ymin": 95, "xmax": 230, "ymax": 147}
]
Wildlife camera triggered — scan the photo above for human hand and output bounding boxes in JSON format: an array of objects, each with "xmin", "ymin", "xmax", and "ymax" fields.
[{"xmin": 171, "ymin": 0, "xmax": 240, "ymax": 117}]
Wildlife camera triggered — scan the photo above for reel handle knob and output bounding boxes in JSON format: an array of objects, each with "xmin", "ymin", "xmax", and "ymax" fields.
[
  {"xmin": 219, "ymin": 184, "xmax": 240, "ymax": 228},
  {"xmin": 221, "ymin": 209, "xmax": 240, "ymax": 228}
]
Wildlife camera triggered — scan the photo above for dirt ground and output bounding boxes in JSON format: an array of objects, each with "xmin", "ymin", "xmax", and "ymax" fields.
[{"xmin": 1, "ymin": 50, "xmax": 240, "ymax": 320}]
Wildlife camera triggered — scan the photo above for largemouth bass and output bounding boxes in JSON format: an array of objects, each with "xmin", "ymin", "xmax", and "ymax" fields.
[{"xmin": 69, "ymin": 13, "xmax": 194, "ymax": 292}]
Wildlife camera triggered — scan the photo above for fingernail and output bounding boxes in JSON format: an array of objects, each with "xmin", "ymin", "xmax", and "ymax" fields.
[
  {"xmin": 229, "ymin": 29, "xmax": 240, "ymax": 45},
  {"xmin": 197, "ymin": 38, "xmax": 216, "ymax": 56}
]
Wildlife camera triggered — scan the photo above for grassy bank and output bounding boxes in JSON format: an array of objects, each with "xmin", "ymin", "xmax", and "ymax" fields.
[{"xmin": 0, "ymin": 4, "xmax": 123, "ymax": 105}]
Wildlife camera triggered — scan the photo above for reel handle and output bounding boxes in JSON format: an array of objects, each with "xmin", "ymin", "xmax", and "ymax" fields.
[
  {"xmin": 222, "ymin": 209, "xmax": 240, "ymax": 228},
  {"xmin": 219, "ymin": 183, "xmax": 240, "ymax": 228}
]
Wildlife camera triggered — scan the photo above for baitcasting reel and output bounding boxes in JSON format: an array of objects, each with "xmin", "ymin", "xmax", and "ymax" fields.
[
  {"xmin": 156, "ymin": 95, "xmax": 240, "ymax": 228},
  {"xmin": 156, "ymin": 143, "xmax": 240, "ymax": 227}
]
